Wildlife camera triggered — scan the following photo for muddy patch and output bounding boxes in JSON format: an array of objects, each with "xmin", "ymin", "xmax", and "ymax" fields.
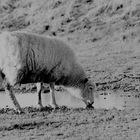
[
  {"xmin": 0, "ymin": 90, "xmax": 140, "ymax": 110},
  {"xmin": 94, "ymin": 90, "xmax": 140, "ymax": 110}
]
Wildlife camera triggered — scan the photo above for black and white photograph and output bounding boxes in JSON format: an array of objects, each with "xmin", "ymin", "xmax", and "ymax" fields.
[{"xmin": 0, "ymin": 0, "xmax": 140, "ymax": 139}]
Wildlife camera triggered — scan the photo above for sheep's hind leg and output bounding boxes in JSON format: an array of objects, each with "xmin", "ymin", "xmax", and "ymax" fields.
[
  {"xmin": 5, "ymin": 83, "xmax": 23, "ymax": 113},
  {"xmin": 49, "ymin": 83, "xmax": 58, "ymax": 109},
  {"xmin": 36, "ymin": 82, "xmax": 43, "ymax": 108}
]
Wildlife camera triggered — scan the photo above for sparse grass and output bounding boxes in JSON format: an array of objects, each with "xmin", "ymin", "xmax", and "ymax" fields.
[{"xmin": 1, "ymin": 0, "xmax": 140, "ymax": 139}]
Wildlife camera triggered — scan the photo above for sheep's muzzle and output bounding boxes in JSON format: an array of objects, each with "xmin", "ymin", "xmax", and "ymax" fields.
[{"xmin": 86, "ymin": 101, "xmax": 94, "ymax": 109}]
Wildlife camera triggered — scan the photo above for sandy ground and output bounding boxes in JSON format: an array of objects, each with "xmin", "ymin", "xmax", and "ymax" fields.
[{"xmin": 1, "ymin": 0, "xmax": 140, "ymax": 139}]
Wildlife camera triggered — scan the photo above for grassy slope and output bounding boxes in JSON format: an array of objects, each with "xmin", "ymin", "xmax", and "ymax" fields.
[
  {"xmin": 1, "ymin": 1, "xmax": 140, "ymax": 140},
  {"xmin": 0, "ymin": 0, "xmax": 140, "ymax": 91}
]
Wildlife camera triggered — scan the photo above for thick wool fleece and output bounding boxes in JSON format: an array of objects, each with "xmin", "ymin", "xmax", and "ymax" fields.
[{"xmin": 0, "ymin": 31, "xmax": 86, "ymax": 87}]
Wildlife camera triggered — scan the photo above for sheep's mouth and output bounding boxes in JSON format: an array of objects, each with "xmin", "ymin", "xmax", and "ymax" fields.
[
  {"xmin": 86, "ymin": 102, "xmax": 94, "ymax": 109},
  {"xmin": 83, "ymin": 100, "xmax": 94, "ymax": 109}
]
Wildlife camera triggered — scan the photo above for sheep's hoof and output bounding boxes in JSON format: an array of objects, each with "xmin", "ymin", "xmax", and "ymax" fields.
[
  {"xmin": 49, "ymin": 103, "xmax": 59, "ymax": 109},
  {"xmin": 37, "ymin": 103, "xmax": 43, "ymax": 109},
  {"xmin": 16, "ymin": 109, "xmax": 24, "ymax": 114}
]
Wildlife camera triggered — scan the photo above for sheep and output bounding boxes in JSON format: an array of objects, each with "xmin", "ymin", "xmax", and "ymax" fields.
[{"xmin": 0, "ymin": 31, "xmax": 94, "ymax": 113}]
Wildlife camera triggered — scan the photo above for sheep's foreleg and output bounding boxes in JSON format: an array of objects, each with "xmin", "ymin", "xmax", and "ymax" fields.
[
  {"xmin": 5, "ymin": 83, "xmax": 23, "ymax": 113},
  {"xmin": 36, "ymin": 82, "xmax": 43, "ymax": 108},
  {"xmin": 49, "ymin": 83, "xmax": 58, "ymax": 108}
]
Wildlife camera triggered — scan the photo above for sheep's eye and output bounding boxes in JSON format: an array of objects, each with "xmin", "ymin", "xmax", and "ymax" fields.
[{"xmin": 88, "ymin": 86, "xmax": 93, "ymax": 91}]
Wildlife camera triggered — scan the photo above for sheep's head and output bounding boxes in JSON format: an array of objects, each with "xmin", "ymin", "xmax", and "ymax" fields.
[
  {"xmin": 65, "ymin": 78, "xmax": 94, "ymax": 108},
  {"xmin": 81, "ymin": 78, "xmax": 94, "ymax": 108}
]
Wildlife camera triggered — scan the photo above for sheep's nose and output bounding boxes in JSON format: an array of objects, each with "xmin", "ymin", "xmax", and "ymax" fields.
[
  {"xmin": 87, "ymin": 100, "xmax": 94, "ymax": 105},
  {"xmin": 90, "ymin": 101, "xmax": 94, "ymax": 105}
]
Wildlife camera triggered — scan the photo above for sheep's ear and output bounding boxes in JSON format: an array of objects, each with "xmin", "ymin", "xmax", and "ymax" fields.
[{"xmin": 84, "ymin": 78, "xmax": 88, "ymax": 83}]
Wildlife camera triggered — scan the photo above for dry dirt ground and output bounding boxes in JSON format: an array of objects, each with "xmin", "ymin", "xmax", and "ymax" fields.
[
  {"xmin": 0, "ymin": 106, "xmax": 140, "ymax": 140},
  {"xmin": 1, "ymin": 0, "xmax": 140, "ymax": 139}
]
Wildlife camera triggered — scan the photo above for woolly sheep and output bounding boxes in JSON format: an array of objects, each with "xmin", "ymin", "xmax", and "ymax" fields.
[{"xmin": 0, "ymin": 31, "xmax": 94, "ymax": 113}]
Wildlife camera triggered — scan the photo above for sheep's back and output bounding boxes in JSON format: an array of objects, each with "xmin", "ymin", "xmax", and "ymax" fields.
[{"xmin": 0, "ymin": 31, "xmax": 78, "ymax": 84}]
